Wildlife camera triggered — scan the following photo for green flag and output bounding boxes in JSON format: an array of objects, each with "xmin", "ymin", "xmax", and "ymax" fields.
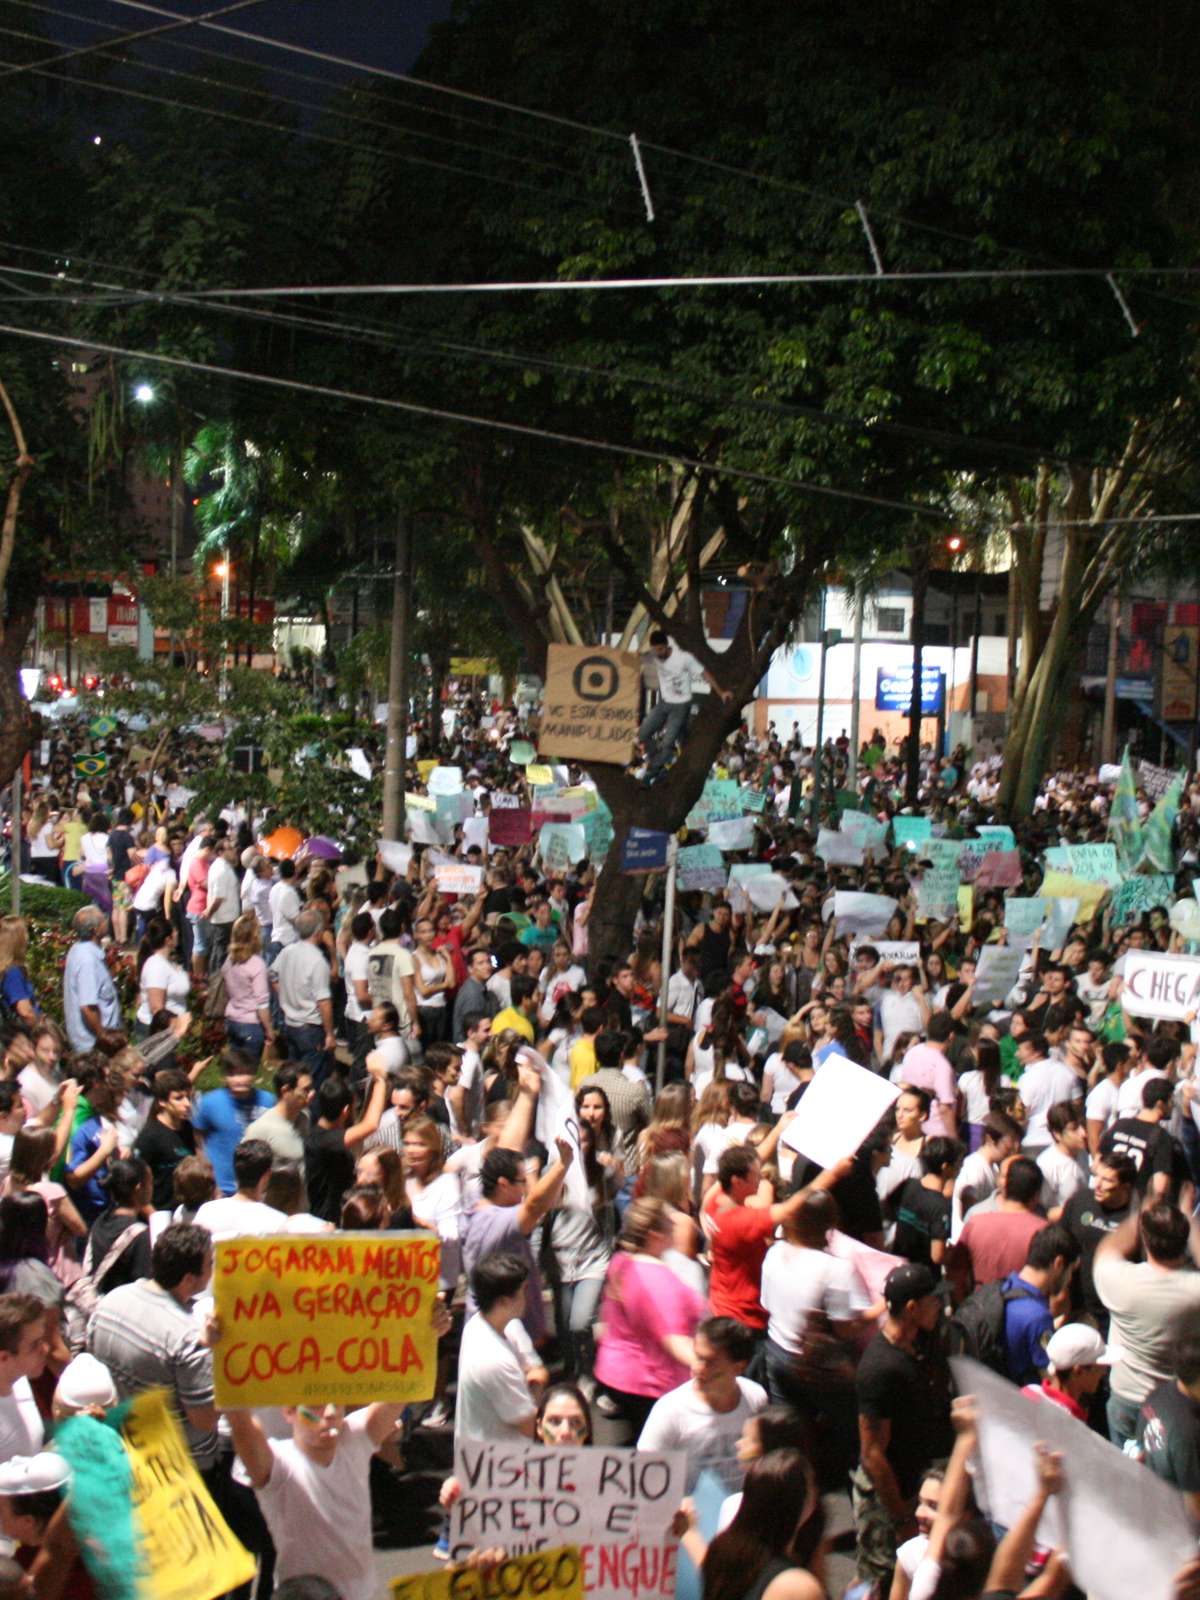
[
  {"xmin": 1107, "ymin": 747, "xmax": 1144, "ymax": 875},
  {"xmin": 1142, "ymin": 771, "xmax": 1184, "ymax": 873}
]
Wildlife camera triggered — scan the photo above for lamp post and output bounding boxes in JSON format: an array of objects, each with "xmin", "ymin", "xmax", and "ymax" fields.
[
  {"xmin": 214, "ymin": 560, "xmax": 231, "ymax": 703},
  {"xmin": 809, "ymin": 623, "xmax": 843, "ymax": 827}
]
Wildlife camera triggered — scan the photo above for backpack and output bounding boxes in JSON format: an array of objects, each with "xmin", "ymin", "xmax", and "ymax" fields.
[
  {"xmin": 946, "ymin": 1279, "xmax": 1039, "ymax": 1375},
  {"xmin": 62, "ymin": 1222, "xmax": 148, "ymax": 1355}
]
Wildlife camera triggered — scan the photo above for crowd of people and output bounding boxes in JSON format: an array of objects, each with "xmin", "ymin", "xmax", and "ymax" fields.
[{"xmin": 2, "ymin": 651, "xmax": 1200, "ymax": 1600}]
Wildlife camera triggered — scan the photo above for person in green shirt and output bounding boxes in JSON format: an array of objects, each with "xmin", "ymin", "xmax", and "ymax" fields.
[{"xmin": 518, "ymin": 902, "xmax": 559, "ymax": 954}]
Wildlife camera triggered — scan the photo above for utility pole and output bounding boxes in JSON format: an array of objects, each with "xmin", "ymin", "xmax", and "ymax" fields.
[
  {"xmin": 381, "ymin": 511, "xmax": 411, "ymax": 842},
  {"xmin": 847, "ymin": 590, "xmax": 865, "ymax": 788},
  {"xmin": 1101, "ymin": 592, "xmax": 1120, "ymax": 765}
]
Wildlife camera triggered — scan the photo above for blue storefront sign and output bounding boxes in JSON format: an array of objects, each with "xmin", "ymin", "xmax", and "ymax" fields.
[{"xmin": 875, "ymin": 666, "xmax": 945, "ymax": 714}]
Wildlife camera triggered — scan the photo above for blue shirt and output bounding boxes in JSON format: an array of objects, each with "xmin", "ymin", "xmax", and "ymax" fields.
[
  {"xmin": 63, "ymin": 939, "xmax": 121, "ymax": 1053},
  {"xmin": 67, "ymin": 1116, "xmax": 113, "ymax": 1223},
  {"xmin": 0, "ymin": 966, "xmax": 37, "ymax": 1018},
  {"xmin": 194, "ymin": 1086, "xmax": 275, "ymax": 1195},
  {"xmin": 1001, "ymin": 1272, "xmax": 1054, "ymax": 1385}
]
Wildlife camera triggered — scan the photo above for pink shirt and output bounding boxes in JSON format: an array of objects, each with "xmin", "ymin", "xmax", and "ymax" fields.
[
  {"xmin": 594, "ymin": 1253, "xmax": 706, "ymax": 1399},
  {"xmin": 898, "ymin": 1042, "xmax": 958, "ymax": 1136},
  {"xmin": 222, "ymin": 954, "xmax": 269, "ymax": 1023},
  {"xmin": 186, "ymin": 855, "xmax": 211, "ymax": 917}
]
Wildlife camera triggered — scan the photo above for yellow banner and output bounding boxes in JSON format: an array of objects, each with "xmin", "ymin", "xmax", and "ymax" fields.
[
  {"xmin": 450, "ymin": 657, "xmax": 496, "ymax": 676},
  {"xmin": 559, "ymin": 785, "xmax": 597, "ymax": 811},
  {"xmin": 1040, "ymin": 869, "xmax": 1109, "ymax": 923},
  {"xmin": 957, "ymin": 884, "xmax": 974, "ymax": 932},
  {"xmin": 391, "ymin": 1547, "xmax": 584, "ymax": 1600},
  {"xmin": 526, "ymin": 764, "xmax": 554, "ymax": 786},
  {"xmin": 122, "ymin": 1390, "xmax": 255, "ymax": 1600},
  {"xmin": 406, "ymin": 791, "xmax": 437, "ymax": 812},
  {"xmin": 417, "ymin": 759, "xmax": 439, "ymax": 780},
  {"xmin": 213, "ymin": 1232, "xmax": 441, "ymax": 1409}
]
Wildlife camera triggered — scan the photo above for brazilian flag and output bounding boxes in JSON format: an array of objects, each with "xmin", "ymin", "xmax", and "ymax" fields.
[
  {"xmin": 74, "ymin": 754, "xmax": 109, "ymax": 777},
  {"xmin": 88, "ymin": 714, "xmax": 118, "ymax": 738}
]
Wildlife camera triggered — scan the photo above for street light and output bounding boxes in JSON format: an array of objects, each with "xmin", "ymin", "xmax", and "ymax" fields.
[
  {"xmin": 133, "ymin": 383, "xmax": 155, "ymax": 404},
  {"xmin": 214, "ymin": 561, "xmax": 231, "ymax": 702}
]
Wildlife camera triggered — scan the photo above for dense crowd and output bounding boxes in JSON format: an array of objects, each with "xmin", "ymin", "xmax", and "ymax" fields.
[{"xmin": 3, "ymin": 640, "xmax": 1200, "ymax": 1600}]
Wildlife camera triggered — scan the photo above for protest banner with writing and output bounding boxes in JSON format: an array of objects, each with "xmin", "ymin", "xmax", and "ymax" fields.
[
  {"xmin": 1138, "ymin": 758, "xmax": 1178, "ymax": 801},
  {"xmin": 696, "ymin": 779, "xmax": 742, "ymax": 822},
  {"xmin": 740, "ymin": 787, "xmax": 768, "ymax": 813},
  {"xmin": 816, "ymin": 828, "xmax": 865, "ymax": 866},
  {"xmin": 1004, "ymin": 897, "xmax": 1047, "ymax": 942},
  {"xmin": 975, "ymin": 824, "xmax": 1016, "ymax": 851},
  {"xmin": 850, "ymin": 939, "xmax": 920, "ymax": 966},
  {"xmin": 213, "ymin": 1232, "xmax": 441, "ymax": 1408},
  {"xmin": 917, "ymin": 865, "xmax": 960, "ymax": 921},
  {"xmin": 434, "ymin": 863, "xmax": 483, "ymax": 896},
  {"xmin": 780, "ymin": 1055, "xmax": 899, "ymax": 1168},
  {"xmin": 1043, "ymin": 895, "xmax": 1080, "ymax": 949},
  {"xmin": 728, "ymin": 863, "xmax": 773, "ymax": 883},
  {"xmin": 491, "ymin": 792, "xmax": 521, "ymax": 809},
  {"xmin": 742, "ymin": 874, "xmax": 797, "ymax": 912},
  {"xmin": 972, "ymin": 944, "xmax": 1024, "ymax": 1006},
  {"xmin": 1063, "ymin": 843, "xmax": 1122, "ymax": 888},
  {"xmin": 449, "ymin": 1440, "xmax": 685, "ymax": 1600},
  {"xmin": 952, "ymin": 1356, "xmax": 1194, "ymax": 1600},
  {"xmin": 405, "ymin": 791, "xmax": 436, "ymax": 812},
  {"xmin": 621, "ymin": 828, "xmax": 670, "ymax": 874},
  {"xmin": 677, "ymin": 844, "xmax": 727, "ymax": 891},
  {"xmin": 974, "ymin": 849, "xmax": 1023, "ymax": 890},
  {"xmin": 428, "ymin": 766, "xmax": 463, "ymax": 795},
  {"xmin": 841, "ymin": 810, "xmax": 890, "ymax": 852},
  {"xmin": 377, "ymin": 839, "xmax": 413, "ymax": 875},
  {"xmin": 954, "ymin": 839, "xmax": 991, "ymax": 883},
  {"xmin": 893, "ymin": 815, "xmax": 933, "ymax": 848},
  {"xmin": 1111, "ymin": 873, "xmax": 1175, "ymax": 927},
  {"xmin": 924, "ymin": 838, "xmax": 965, "ymax": 866},
  {"xmin": 580, "ymin": 799, "xmax": 614, "ymax": 862},
  {"xmin": 526, "ymin": 764, "xmax": 554, "ymax": 786},
  {"xmin": 830, "ymin": 891, "xmax": 898, "ymax": 937},
  {"xmin": 1043, "ymin": 847, "xmax": 1070, "ymax": 871},
  {"xmin": 489, "ymin": 808, "xmax": 532, "ymax": 848},
  {"xmin": 1119, "ymin": 951, "xmax": 1200, "ymax": 1021},
  {"xmin": 392, "ymin": 1548, "xmax": 584, "ymax": 1600},
  {"xmin": 539, "ymin": 644, "xmax": 641, "ymax": 765},
  {"xmin": 1040, "ymin": 869, "xmax": 1108, "ymax": 923},
  {"xmin": 706, "ymin": 815, "xmax": 758, "ymax": 852},
  {"xmin": 539, "ymin": 822, "xmax": 588, "ymax": 873}
]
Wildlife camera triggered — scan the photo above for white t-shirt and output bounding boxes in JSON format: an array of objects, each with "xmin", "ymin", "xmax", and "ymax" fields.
[
  {"xmin": 0, "ymin": 1379, "xmax": 44, "ymax": 1464},
  {"xmin": 406, "ymin": 1171, "xmax": 462, "ymax": 1288},
  {"xmin": 761, "ymin": 1242, "xmax": 871, "ymax": 1356},
  {"xmin": 17, "ymin": 1066, "xmax": 57, "ymax": 1117},
  {"xmin": 654, "ymin": 645, "xmax": 703, "ymax": 704},
  {"xmin": 136, "ymin": 952, "xmax": 191, "ymax": 1027},
  {"xmin": 449, "ymin": 1048, "xmax": 484, "ymax": 1140},
  {"xmin": 268, "ymin": 881, "xmax": 302, "ymax": 946},
  {"xmin": 957, "ymin": 1069, "xmax": 992, "ymax": 1126},
  {"xmin": 950, "ymin": 1149, "xmax": 997, "ymax": 1242},
  {"xmin": 343, "ymin": 941, "xmax": 371, "ymax": 1025},
  {"xmin": 132, "ymin": 861, "xmax": 177, "ymax": 914},
  {"xmin": 1117, "ymin": 1067, "xmax": 1167, "ymax": 1121},
  {"xmin": 257, "ymin": 1406, "xmax": 377, "ymax": 1600},
  {"xmin": 455, "ymin": 1313, "xmax": 536, "ymax": 1443},
  {"xmin": 80, "ymin": 830, "xmax": 109, "ymax": 866},
  {"xmin": 638, "ymin": 1376, "xmax": 767, "ymax": 1493},
  {"xmin": 762, "ymin": 1051, "xmax": 805, "ymax": 1116},
  {"xmin": 1086, "ymin": 1076, "xmax": 1121, "ymax": 1136},
  {"xmin": 1017, "ymin": 1058, "xmax": 1081, "ymax": 1148},
  {"xmin": 193, "ymin": 1197, "xmax": 286, "ymax": 1242},
  {"xmin": 876, "ymin": 989, "xmax": 926, "ymax": 1060},
  {"xmin": 204, "ymin": 857, "xmax": 241, "ymax": 926},
  {"xmin": 1037, "ymin": 1144, "xmax": 1089, "ymax": 1213}
]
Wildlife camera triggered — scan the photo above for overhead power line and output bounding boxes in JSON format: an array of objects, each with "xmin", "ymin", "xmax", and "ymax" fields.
[{"xmin": 0, "ymin": 0, "xmax": 266, "ymax": 80}]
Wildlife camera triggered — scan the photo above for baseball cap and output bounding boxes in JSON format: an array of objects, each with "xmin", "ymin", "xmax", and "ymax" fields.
[
  {"xmin": 55, "ymin": 1352, "xmax": 118, "ymax": 1412},
  {"xmin": 884, "ymin": 1262, "xmax": 939, "ymax": 1311},
  {"xmin": 1045, "ymin": 1324, "xmax": 1113, "ymax": 1371},
  {"xmin": 0, "ymin": 1453, "xmax": 71, "ymax": 1496}
]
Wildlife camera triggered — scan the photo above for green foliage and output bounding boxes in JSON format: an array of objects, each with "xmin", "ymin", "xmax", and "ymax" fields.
[{"xmin": 0, "ymin": 876, "xmax": 89, "ymax": 926}]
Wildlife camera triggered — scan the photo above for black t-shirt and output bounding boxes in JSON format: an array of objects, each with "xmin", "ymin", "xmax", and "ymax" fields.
[
  {"xmin": 108, "ymin": 828, "xmax": 135, "ymax": 881},
  {"xmin": 1060, "ymin": 1186, "xmax": 1135, "ymax": 1322},
  {"xmin": 1137, "ymin": 1378, "xmax": 1200, "ymax": 1492},
  {"xmin": 790, "ymin": 1151, "xmax": 883, "ymax": 1242},
  {"xmin": 856, "ymin": 1329, "xmax": 954, "ymax": 1499},
  {"xmin": 1101, "ymin": 1117, "xmax": 1182, "ymax": 1195},
  {"xmin": 893, "ymin": 1180, "xmax": 950, "ymax": 1277},
  {"xmin": 89, "ymin": 1212, "xmax": 152, "ymax": 1292},
  {"xmin": 304, "ymin": 1126, "xmax": 355, "ymax": 1223},
  {"xmin": 134, "ymin": 1115, "xmax": 196, "ymax": 1211}
]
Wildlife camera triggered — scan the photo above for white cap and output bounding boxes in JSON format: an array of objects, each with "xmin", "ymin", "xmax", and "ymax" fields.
[
  {"xmin": 1045, "ymin": 1324, "xmax": 1113, "ymax": 1371},
  {"xmin": 54, "ymin": 1352, "xmax": 118, "ymax": 1411},
  {"xmin": 0, "ymin": 1453, "xmax": 71, "ymax": 1495}
]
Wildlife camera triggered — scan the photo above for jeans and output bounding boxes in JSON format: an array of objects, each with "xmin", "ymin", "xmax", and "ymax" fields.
[
  {"xmin": 207, "ymin": 919, "xmax": 233, "ymax": 973},
  {"xmin": 1107, "ymin": 1389, "xmax": 1143, "ymax": 1450},
  {"xmin": 226, "ymin": 1019, "xmax": 266, "ymax": 1062},
  {"xmin": 638, "ymin": 698, "xmax": 693, "ymax": 775},
  {"xmin": 557, "ymin": 1276, "xmax": 605, "ymax": 1379},
  {"xmin": 764, "ymin": 1335, "xmax": 857, "ymax": 1489},
  {"xmin": 284, "ymin": 1022, "xmax": 334, "ymax": 1088}
]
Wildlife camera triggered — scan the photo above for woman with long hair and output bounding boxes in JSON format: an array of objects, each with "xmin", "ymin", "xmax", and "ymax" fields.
[
  {"xmin": 0, "ymin": 1191, "xmax": 69, "ymax": 1380},
  {"xmin": 27, "ymin": 796, "xmax": 64, "ymax": 883},
  {"xmin": 696, "ymin": 1448, "xmax": 825, "ymax": 1600},
  {"xmin": 957, "ymin": 1038, "xmax": 1004, "ymax": 1152},
  {"xmin": 691, "ymin": 1080, "xmax": 733, "ymax": 1205},
  {"xmin": 636, "ymin": 1082, "xmax": 693, "ymax": 1181},
  {"xmin": 221, "ymin": 909, "xmax": 273, "ymax": 1062},
  {"xmin": 134, "ymin": 916, "xmax": 190, "ymax": 1039},
  {"xmin": 403, "ymin": 1115, "xmax": 462, "ymax": 1289},
  {"xmin": 688, "ymin": 998, "xmax": 753, "ymax": 1095},
  {"xmin": 355, "ymin": 1147, "xmax": 413, "ymax": 1227},
  {"xmin": 4, "ymin": 1126, "xmax": 86, "ymax": 1286},
  {"xmin": 547, "ymin": 1087, "xmax": 622, "ymax": 1381},
  {"xmin": 592, "ymin": 1196, "xmax": 707, "ymax": 1436},
  {"xmin": 639, "ymin": 1152, "xmax": 705, "ymax": 1296},
  {"xmin": 88, "ymin": 1156, "xmax": 153, "ymax": 1294},
  {"xmin": 0, "ymin": 916, "xmax": 39, "ymax": 1026},
  {"xmin": 412, "ymin": 914, "xmax": 455, "ymax": 1045}
]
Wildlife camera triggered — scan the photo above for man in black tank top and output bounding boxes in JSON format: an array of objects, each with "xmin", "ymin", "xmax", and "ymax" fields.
[{"xmin": 690, "ymin": 903, "xmax": 734, "ymax": 980}]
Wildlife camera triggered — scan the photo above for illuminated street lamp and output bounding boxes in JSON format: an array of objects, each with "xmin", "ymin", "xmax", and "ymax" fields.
[{"xmin": 214, "ymin": 561, "xmax": 231, "ymax": 701}]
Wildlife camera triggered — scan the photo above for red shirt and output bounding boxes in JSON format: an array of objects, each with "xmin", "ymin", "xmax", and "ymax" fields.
[
  {"xmin": 186, "ymin": 854, "xmax": 210, "ymax": 917},
  {"xmin": 1020, "ymin": 1380, "xmax": 1086, "ymax": 1420},
  {"xmin": 702, "ymin": 1189, "xmax": 776, "ymax": 1328},
  {"xmin": 959, "ymin": 1209, "xmax": 1047, "ymax": 1286},
  {"xmin": 433, "ymin": 924, "xmax": 468, "ymax": 988}
]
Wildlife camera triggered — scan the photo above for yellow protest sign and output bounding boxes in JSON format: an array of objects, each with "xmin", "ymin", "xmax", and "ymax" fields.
[
  {"xmin": 417, "ymin": 758, "xmax": 439, "ymax": 780},
  {"xmin": 450, "ymin": 656, "xmax": 496, "ymax": 676},
  {"xmin": 559, "ymin": 785, "xmax": 598, "ymax": 812},
  {"xmin": 1040, "ymin": 869, "xmax": 1109, "ymax": 923},
  {"xmin": 391, "ymin": 1547, "xmax": 584, "ymax": 1600},
  {"xmin": 406, "ymin": 791, "xmax": 437, "ymax": 812},
  {"xmin": 526, "ymin": 764, "xmax": 554, "ymax": 786},
  {"xmin": 957, "ymin": 884, "xmax": 974, "ymax": 932},
  {"xmin": 214, "ymin": 1232, "xmax": 441, "ymax": 1409},
  {"xmin": 539, "ymin": 643, "xmax": 641, "ymax": 766},
  {"xmin": 122, "ymin": 1389, "xmax": 255, "ymax": 1600}
]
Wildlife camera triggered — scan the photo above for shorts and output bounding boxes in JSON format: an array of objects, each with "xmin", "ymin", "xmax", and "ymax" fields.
[
  {"xmin": 112, "ymin": 882, "xmax": 132, "ymax": 910},
  {"xmin": 187, "ymin": 911, "xmax": 210, "ymax": 955}
]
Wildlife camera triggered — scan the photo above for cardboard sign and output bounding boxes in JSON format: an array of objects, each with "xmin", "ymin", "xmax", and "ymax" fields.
[
  {"xmin": 781, "ymin": 1055, "xmax": 899, "ymax": 1168},
  {"xmin": 831, "ymin": 891, "xmax": 898, "ymax": 937},
  {"xmin": 122, "ymin": 1389, "xmax": 255, "ymax": 1600},
  {"xmin": 677, "ymin": 843, "xmax": 727, "ymax": 891},
  {"xmin": 622, "ymin": 828, "xmax": 670, "ymax": 873},
  {"xmin": 816, "ymin": 827, "xmax": 864, "ymax": 866},
  {"xmin": 393, "ymin": 1548, "xmax": 585, "ymax": 1600},
  {"xmin": 850, "ymin": 939, "xmax": 920, "ymax": 967},
  {"xmin": 540, "ymin": 643, "xmax": 640, "ymax": 765},
  {"xmin": 213, "ymin": 1232, "xmax": 441, "ymax": 1408},
  {"xmin": 489, "ymin": 807, "xmax": 533, "ymax": 847},
  {"xmin": 972, "ymin": 944, "xmax": 1024, "ymax": 1006},
  {"xmin": 1063, "ymin": 842, "xmax": 1122, "ymax": 887},
  {"xmin": 449, "ymin": 1441, "xmax": 685, "ymax": 1600},
  {"xmin": 1112, "ymin": 873, "xmax": 1175, "ymax": 927},
  {"xmin": 1120, "ymin": 951, "xmax": 1200, "ymax": 1021},
  {"xmin": 538, "ymin": 822, "xmax": 587, "ymax": 872},
  {"xmin": 434, "ymin": 863, "xmax": 483, "ymax": 896},
  {"xmin": 974, "ymin": 849, "xmax": 1023, "ymax": 889},
  {"xmin": 1040, "ymin": 868, "xmax": 1109, "ymax": 923},
  {"xmin": 952, "ymin": 1356, "xmax": 1195, "ymax": 1600},
  {"xmin": 405, "ymin": 791, "xmax": 436, "ymax": 812}
]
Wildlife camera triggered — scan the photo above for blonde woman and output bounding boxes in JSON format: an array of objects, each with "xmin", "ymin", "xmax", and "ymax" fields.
[
  {"xmin": 221, "ymin": 910, "xmax": 273, "ymax": 1062},
  {"xmin": 28, "ymin": 798, "xmax": 64, "ymax": 884},
  {"xmin": 0, "ymin": 917, "xmax": 39, "ymax": 1026}
]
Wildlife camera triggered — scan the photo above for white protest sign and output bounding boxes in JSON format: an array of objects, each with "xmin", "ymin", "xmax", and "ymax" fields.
[
  {"xmin": 1042, "ymin": 895, "xmax": 1080, "ymax": 949},
  {"xmin": 917, "ymin": 864, "xmax": 960, "ymax": 921},
  {"xmin": 346, "ymin": 747, "xmax": 373, "ymax": 781},
  {"xmin": 462, "ymin": 816, "xmax": 489, "ymax": 853},
  {"xmin": 728, "ymin": 863, "xmax": 773, "ymax": 884},
  {"xmin": 450, "ymin": 1440, "xmax": 686, "ymax": 1599},
  {"xmin": 972, "ymin": 944, "xmax": 1025, "ymax": 1006},
  {"xmin": 828, "ymin": 891, "xmax": 898, "ymax": 937},
  {"xmin": 434, "ymin": 863, "xmax": 483, "ymax": 896},
  {"xmin": 377, "ymin": 838, "xmax": 412, "ymax": 875},
  {"xmin": 520, "ymin": 1048, "xmax": 589, "ymax": 1213},
  {"xmin": 428, "ymin": 765, "xmax": 463, "ymax": 795},
  {"xmin": 1063, "ymin": 842, "xmax": 1122, "ymax": 888},
  {"xmin": 743, "ymin": 874, "xmax": 797, "ymax": 912},
  {"xmin": 850, "ymin": 939, "xmax": 920, "ymax": 967},
  {"xmin": 952, "ymin": 1356, "xmax": 1195, "ymax": 1600},
  {"xmin": 491, "ymin": 791, "xmax": 521, "ymax": 809},
  {"xmin": 780, "ymin": 1054, "xmax": 899, "ymax": 1168},
  {"xmin": 1098, "ymin": 762, "xmax": 1122, "ymax": 784},
  {"xmin": 407, "ymin": 808, "xmax": 443, "ymax": 846},
  {"xmin": 1121, "ymin": 950, "xmax": 1200, "ymax": 1022},
  {"xmin": 841, "ymin": 810, "xmax": 890, "ymax": 852},
  {"xmin": 707, "ymin": 815, "xmax": 757, "ymax": 852},
  {"xmin": 816, "ymin": 828, "xmax": 864, "ymax": 866}
]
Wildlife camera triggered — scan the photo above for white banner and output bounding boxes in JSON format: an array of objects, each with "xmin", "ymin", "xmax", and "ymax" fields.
[
  {"xmin": 1121, "ymin": 951, "xmax": 1200, "ymax": 1021},
  {"xmin": 972, "ymin": 944, "xmax": 1025, "ymax": 1006},
  {"xmin": 816, "ymin": 827, "xmax": 864, "ymax": 866},
  {"xmin": 850, "ymin": 939, "xmax": 920, "ymax": 967},
  {"xmin": 520, "ymin": 1046, "xmax": 589, "ymax": 1211},
  {"xmin": 434, "ymin": 863, "xmax": 483, "ymax": 895},
  {"xmin": 781, "ymin": 1055, "xmax": 899, "ymax": 1168},
  {"xmin": 376, "ymin": 839, "xmax": 412, "ymax": 875},
  {"xmin": 743, "ymin": 874, "xmax": 798, "ymax": 912},
  {"xmin": 707, "ymin": 815, "xmax": 757, "ymax": 852},
  {"xmin": 827, "ymin": 891, "xmax": 897, "ymax": 937}
]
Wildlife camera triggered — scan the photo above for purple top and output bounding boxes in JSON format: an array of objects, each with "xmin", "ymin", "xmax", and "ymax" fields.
[{"xmin": 222, "ymin": 954, "xmax": 269, "ymax": 1023}]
